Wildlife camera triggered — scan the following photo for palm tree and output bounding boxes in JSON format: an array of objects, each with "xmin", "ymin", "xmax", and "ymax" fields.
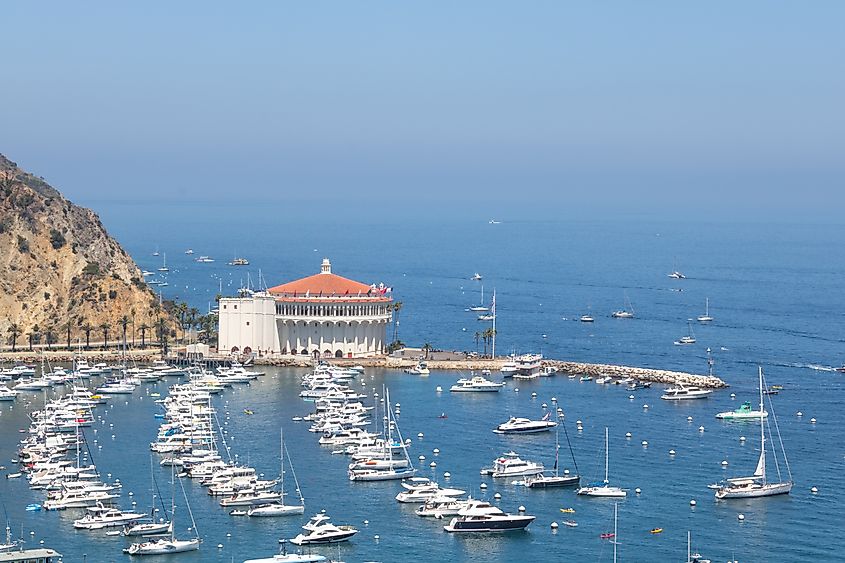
[
  {"xmin": 7, "ymin": 323, "xmax": 21, "ymax": 352},
  {"xmin": 422, "ymin": 342, "xmax": 433, "ymax": 360},
  {"xmin": 82, "ymin": 323, "xmax": 93, "ymax": 350},
  {"xmin": 46, "ymin": 327, "xmax": 55, "ymax": 349},
  {"xmin": 474, "ymin": 331, "xmax": 481, "ymax": 355},
  {"xmin": 139, "ymin": 323, "xmax": 149, "ymax": 349},
  {"xmin": 130, "ymin": 308, "xmax": 137, "ymax": 347},
  {"xmin": 64, "ymin": 322, "xmax": 72, "ymax": 350},
  {"xmin": 391, "ymin": 301, "xmax": 403, "ymax": 344},
  {"xmin": 483, "ymin": 328, "xmax": 497, "ymax": 358},
  {"xmin": 156, "ymin": 317, "xmax": 168, "ymax": 356},
  {"xmin": 119, "ymin": 315, "xmax": 129, "ymax": 351},
  {"xmin": 99, "ymin": 323, "xmax": 109, "ymax": 350},
  {"xmin": 28, "ymin": 331, "xmax": 35, "ymax": 352}
]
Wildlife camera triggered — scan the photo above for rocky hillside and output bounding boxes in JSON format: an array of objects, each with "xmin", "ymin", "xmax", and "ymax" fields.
[{"xmin": 0, "ymin": 154, "xmax": 171, "ymax": 349}]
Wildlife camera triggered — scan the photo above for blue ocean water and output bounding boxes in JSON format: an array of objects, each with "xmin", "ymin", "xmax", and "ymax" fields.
[{"xmin": 1, "ymin": 204, "xmax": 844, "ymax": 561}]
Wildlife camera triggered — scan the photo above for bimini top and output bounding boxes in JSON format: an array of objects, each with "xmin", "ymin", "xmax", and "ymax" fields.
[{"xmin": 267, "ymin": 259, "xmax": 392, "ymax": 301}]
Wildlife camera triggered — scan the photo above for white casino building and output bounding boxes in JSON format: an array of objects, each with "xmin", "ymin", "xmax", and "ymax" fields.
[{"xmin": 217, "ymin": 259, "xmax": 392, "ymax": 358}]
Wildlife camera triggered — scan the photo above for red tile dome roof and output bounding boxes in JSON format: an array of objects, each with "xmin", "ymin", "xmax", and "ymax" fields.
[{"xmin": 267, "ymin": 259, "xmax": 390, "ymax": 300}]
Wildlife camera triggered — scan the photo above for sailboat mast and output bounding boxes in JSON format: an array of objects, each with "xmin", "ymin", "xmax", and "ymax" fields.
[
  {"xmin": 280, "ymin": 428, "xmax": 284, "ymax": 494},
  {"xmin": 613, "ymin": 502, "xmax": 618, "ymax": 563},
  {"xmin": 604, "ymin": 427, "xmax": 610, "ymax": 484},
  {"xmin": 491, "ymin": 289, "xmax": 496, "ymax": 359},
  {"xmin": 759, "ymin": 367, "xmax": 766, "ymax": 485},
  {"xmin": 553, "ymin": 414, "xmax": 560, "ymax": 476}
]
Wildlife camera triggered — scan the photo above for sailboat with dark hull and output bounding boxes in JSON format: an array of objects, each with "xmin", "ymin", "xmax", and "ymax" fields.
[{"xmin": 525, "ymin": 412, "xmax": 580, "ymax": 488}]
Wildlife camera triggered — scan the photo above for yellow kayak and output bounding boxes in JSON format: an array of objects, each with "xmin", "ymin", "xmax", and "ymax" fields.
[
  {"xmin": 650, "ymin": 528, "xmax": 663, "ymax": 534},
  {"xmin": 560, "ymin": 508, "xmax": 576, "ymax": 514}
]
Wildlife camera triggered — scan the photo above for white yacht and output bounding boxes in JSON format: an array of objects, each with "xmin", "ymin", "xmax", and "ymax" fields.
[
  {"xmin": 403, "ymin": 361, "xmax": 430, "ymax": 375},
  {"xmin": 395, "ymin": 478, "xmax": 465, "ymax": 503},
  {"xmin": 443, "ymin": 500, "xmax": 535, "ymax": 533},
  {"xmin": 73, "ymin": 505, "xmax": 147, "ymax": 529},
  {"xmin": 0, "ymin": 385, "xmax": 20, "ymax": 401},
  {"xmin": 576, "ymin": 427, "xmax": 627, "ymax": 498},
  {"xmin": 499, "ymin": 358, "xmax": 518, "ymax": 376},
  {"xmin": 661, "ymin": 384, "xmax": 712, "ymax": 401},
  {"xmin": 450, "ymin": 375, "xmax": 504, "ymax": 392},
  {"xmin": 471, "ymin": 273, "xmax": 483, "ymax": 281},
  {"xmin": 415, "ymin": 496, "xmax": 473, "ymax": 518},
  {"xmin": 513, "ymin": 354, "xmax": 543, "ymax": 379},
  {"xmin": 493, "ymin": 415, "xmax": 556, "ymax": 434},
  {"xmin": 480, "ymin": 452, "xmax": 544, "ymax": 478},
  {"xmin": 668, "ymin": 270, "xmax": 686, "ymax": 279},
  {"xmin": 289, "ymin": 513, "xmax": 358, "ymax": 545},
  {"xmin": 579, "ymin": 314, "xmax": 594, "ymax": 323}
]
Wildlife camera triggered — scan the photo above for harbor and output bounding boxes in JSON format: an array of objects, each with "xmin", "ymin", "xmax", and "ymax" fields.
[{"xmin": 0, "ymin": 357, "xmax": 838, "ymax": 562}]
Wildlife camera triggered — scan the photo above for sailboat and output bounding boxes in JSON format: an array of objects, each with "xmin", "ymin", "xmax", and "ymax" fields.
[
  {"xmin": 153, "ymin": 245, "xmax": 160, "ymax": 257},
  {"xmin": 157, "ymin": 253, "xmax": 169, "ymax": 273},
  {"xmin": 611, "ymin": 293, "xmax": 635, "ymax": 318},
  {"xmin": 697, "ymin": 298, "xmax": 714, "ymax": 323},
  {"xmin": 124, "ymin": 466, "xmax": 200, "ymax": 554},
  {"xmin": 686, "ymin": 531, "xmax": 711, "ymax": 563},
  {"xmin": 123, "ymin": 458, "xmax": 172, "ymax": 536},
  {"xmin": 576, "ymin": 427, "xmax": 626, "ymax": 497},
  {"xmin": 348, "ymin": 388, "xmax": 416, "ymax": 481},
  {"xmin": 668, "ymin": 259, "xmax": 686, "ymax": 279},
  {"xmin": 714, "ymin": 367, "xmax": 793, "ymax": 499},
  {"xmin": 674, "ymin": 320, "xmax": 696, "ymax": 345},
  {"xmin": 469, "ymin": 285, "xmax": 489, "ymax": 312},
  {"xmin": 248, "ymin": 429, "xmax": 305, "ymax": 516},
  {"xmin": 524, "ymin": 412, "xmax": 580, "ymax": 488}
]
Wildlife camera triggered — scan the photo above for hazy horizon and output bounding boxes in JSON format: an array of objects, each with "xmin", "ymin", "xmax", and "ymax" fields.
[{"xmin": 2, "ymin": 2, "xmax": 843, "ymax": 221}]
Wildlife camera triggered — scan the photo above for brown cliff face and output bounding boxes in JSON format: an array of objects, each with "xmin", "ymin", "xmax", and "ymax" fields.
[{"xmin": 0, "ymin": 153, "xmax": 171, "ymax": 348}]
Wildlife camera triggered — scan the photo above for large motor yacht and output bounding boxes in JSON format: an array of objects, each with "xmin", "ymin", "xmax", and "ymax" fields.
[
  {"xmin": 480, "ymin": 452, "xmax": 544, "ymax": 478},
  {"xmin": 660, "ymin": 384, "xmax": 712, "ymax": 401},
  {"xmin": 289, "ymin": 513, "xmax": 358, "ymax": 545},
  {"xmin": 450, "ymin": 375, "xmax": 504, "ymax": 392},
  {"xmin": 493, "ymin": 415, "xmax": 556, "ymax": 434},
  {"xmin": 443, "ymin": 500, "xmax": 535, "ymax": 533}
]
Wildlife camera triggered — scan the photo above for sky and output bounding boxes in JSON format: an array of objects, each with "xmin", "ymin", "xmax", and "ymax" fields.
[{"xmin": 1, "ymin": 1, "xmax": 843, "ymax": 220}]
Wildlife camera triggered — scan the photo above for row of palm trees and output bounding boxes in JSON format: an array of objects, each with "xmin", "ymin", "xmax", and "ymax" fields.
[{"xmin": 474, "ymin": 327, "xmax": 497, "ymax": 357}]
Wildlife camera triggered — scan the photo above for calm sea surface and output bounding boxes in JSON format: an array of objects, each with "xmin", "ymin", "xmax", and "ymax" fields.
[{"xmin": 1, "ymin": 205, "xmax": 843, "ymax": 562}]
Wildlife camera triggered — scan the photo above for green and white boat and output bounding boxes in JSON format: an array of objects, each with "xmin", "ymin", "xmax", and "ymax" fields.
[{"xmin": 715, "ymin": 401, "xmax": 767, "ymax": 420}]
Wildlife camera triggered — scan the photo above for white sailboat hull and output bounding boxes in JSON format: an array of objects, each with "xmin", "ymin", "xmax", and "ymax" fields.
[
  {"xmin": 576, "ymin": 485, "xmax": 627, "ymax": 497},
  {"xmin": 715, "ymin": 481, "xmax": 792, "ymax": 499},
  {"xmin": 248, "ymin": 504, "xmax": 305, "ymax": 517}
]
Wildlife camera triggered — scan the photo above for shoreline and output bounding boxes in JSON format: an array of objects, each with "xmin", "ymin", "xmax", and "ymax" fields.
[{"xmin": 0, "ymin": 351, "xmax": 728, "ymax": 389}]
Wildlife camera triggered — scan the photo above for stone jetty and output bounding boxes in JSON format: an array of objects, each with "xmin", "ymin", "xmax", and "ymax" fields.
[
  {"xmin": 248, "ymin": 355, "xmax": 728, "ymax": 388},
  {"xmin": 0, "ymin": 350, "xmax": 728, "ymax": 389}
]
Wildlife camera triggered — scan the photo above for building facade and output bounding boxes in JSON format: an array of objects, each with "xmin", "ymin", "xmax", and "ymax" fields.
[{"xmin": 218, "ymin": 259, "xmax": 392, "ymax": 357}]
